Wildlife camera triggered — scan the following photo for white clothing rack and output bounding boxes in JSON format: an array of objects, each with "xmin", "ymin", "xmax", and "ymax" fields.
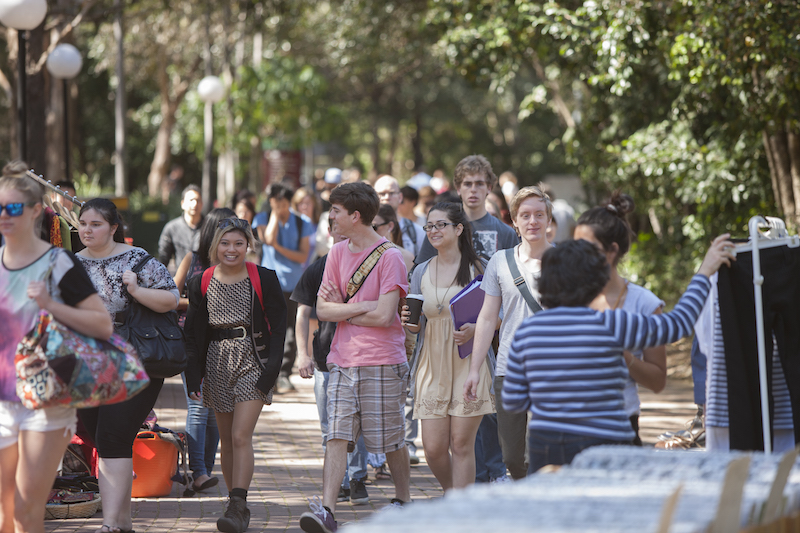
[
  {"xmin": 25, "ymin": 169, "xmax": 83, "ymax": 208},
  {"xmin": 734, "ymin": 216, "xmax": 800, "ymax": 453}
]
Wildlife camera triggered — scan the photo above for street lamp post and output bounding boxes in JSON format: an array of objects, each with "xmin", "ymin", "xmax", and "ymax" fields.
[
  {"xmin": 197, "ymin": 75, "xmax": 225, "ymax": 207},
  {"xmin": 46, "ymin": 44, "xmax": 83, "ymax": 182},
  {"xmin": 0, "ymin": 0, "xmax": 48, "ymax": 161}
]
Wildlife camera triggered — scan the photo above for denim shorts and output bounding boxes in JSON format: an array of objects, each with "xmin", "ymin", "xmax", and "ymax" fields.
[
  {"xmin": 527, "ymin": 429, "xmax": 630, "ymax": 475},
  {"xmin": 0, "ymin": 401, "xmax": 76, "ymax": 449}
]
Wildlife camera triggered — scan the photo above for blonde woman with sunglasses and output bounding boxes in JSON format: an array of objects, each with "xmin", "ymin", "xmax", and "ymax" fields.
[
  {"xmin": 185, "ymin": 218, "xmax": 286, "ymax": 533},
  {"xmin": 0, "ymin": 161, "xmax": 112, "ymax": 533}
]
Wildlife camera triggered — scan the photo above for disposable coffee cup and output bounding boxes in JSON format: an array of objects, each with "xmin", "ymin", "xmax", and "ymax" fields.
[{"xmin": 406, "ymin": 294, "xmax": 424, "ymax": 325}]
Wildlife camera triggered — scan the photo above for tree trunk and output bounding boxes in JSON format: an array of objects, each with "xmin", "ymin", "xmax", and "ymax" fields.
[
  {"xmin": 26, "ymin": 24, "xmax": 47, "ymax": 173},
  {"xmin": 762, "ymin": 128, "xmax": 798, "ymax": 227},
  {"xmin": 412, "ymin": 108, "xmax": 423, "ymax": 171}
]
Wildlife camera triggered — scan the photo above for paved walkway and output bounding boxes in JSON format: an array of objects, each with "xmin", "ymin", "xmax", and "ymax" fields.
[{"xmin": 44, "ymin": 375, "xmax": 697, "ymax": 533}]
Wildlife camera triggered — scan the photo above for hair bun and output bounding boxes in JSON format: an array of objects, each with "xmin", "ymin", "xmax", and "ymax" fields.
[
  {"xmin": 606, "ymin": 191, "xmax": 635, "ymax": 217},
  {"xmin": 3, "ymin": 160, "xmax": 28, "ymax": 178}
]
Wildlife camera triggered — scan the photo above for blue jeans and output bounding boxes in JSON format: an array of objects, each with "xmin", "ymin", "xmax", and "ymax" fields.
[
  {"xmin": 527, "ymin": 429, "xmax": 627, "ymax": 475},
  {"xmin": 474, "ymin": 413, "xmax": 507, "ymax": 482},
  {"xmin": 690, "ymin": 337, "xmax": 707, "ymax": 406},
  {"xmin": 181, "ymin": 373, "xmax": 219, "ymax": 479},
  {"xmin": 313, "ymin": 368, "xmax": 367, "ymax": 488}
]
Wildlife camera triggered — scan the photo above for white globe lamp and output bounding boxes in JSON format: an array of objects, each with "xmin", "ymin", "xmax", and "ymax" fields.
[
  {"xmin": 46, "ymin": 43, "xmax": 83, "ymax": 79},
  {"xmin": 198, "ymin": 75, "xmax": 225, "ymax": 104},
  {"xmin": 0, "ymin": 0, "xmax": 47, "ymax": 30}
]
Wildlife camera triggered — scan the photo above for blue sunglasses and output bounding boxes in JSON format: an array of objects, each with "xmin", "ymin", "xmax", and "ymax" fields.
[{"xmin": 0, "ymin": 202, "xmax": 35, "ymax": 217}]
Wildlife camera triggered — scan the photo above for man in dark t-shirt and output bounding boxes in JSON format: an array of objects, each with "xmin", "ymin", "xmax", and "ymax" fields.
[{"xmin": 290, "ymin": 230, "xmax": 370, "ymax": 505}]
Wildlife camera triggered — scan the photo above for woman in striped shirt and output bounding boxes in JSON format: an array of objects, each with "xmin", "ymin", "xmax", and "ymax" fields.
[{"xmin": 503, "ymin": 236, "xmax": 734, "ymax": 474}]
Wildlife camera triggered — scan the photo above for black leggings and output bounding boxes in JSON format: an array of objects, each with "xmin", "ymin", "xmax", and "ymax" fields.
[
  {"xmin": 78, "ymin": 378, "xmax": 165, "ymax": 459},
  {"xmin": 717, "ymin": 246, "xmax": 800, "ymax": 451}
]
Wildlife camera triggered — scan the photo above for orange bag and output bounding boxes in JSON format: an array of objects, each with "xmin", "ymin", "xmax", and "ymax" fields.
[{"xmin": 131, "ymin": 431, "xmax": 178, "ymax": 497}]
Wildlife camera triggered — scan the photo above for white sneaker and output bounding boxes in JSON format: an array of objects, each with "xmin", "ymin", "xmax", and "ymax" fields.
[{"xmin": 490, "ymin": 474, "xmax": 512, "ymax": 484}]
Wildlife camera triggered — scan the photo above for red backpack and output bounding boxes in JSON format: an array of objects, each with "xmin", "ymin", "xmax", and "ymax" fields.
[{"xmin": 200, "ymin": 262, "xmax": 271, "ymax": 334}]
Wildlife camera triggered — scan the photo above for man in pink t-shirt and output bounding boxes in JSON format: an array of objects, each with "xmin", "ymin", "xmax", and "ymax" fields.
[{"xmin": 300, "ymin": 183, "xmax": 410, "ymax": 533}]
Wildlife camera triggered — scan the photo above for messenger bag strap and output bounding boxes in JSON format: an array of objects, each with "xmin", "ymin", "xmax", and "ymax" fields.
[
  {"xmin": 505, "ymin": 247, "xmax": 542, "ymax": 314},
  {"xmin": 344, "ymin": 241, "xmax": 394, "ymax": 303}
]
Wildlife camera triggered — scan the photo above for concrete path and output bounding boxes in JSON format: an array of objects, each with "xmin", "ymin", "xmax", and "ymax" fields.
[{"xmin": 44, "ymin": 374, "xmax": 696, "ymax": 533}]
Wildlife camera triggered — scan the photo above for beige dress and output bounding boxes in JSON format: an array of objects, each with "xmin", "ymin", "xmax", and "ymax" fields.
[{"xmin": 413, "ymin": 269, "xmax": 495, "ymax": 419}]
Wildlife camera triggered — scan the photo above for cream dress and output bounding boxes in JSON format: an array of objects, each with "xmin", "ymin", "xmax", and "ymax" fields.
[{"xmin": 413, "ymin": 269, "xmax": 495, "ymax": 419}]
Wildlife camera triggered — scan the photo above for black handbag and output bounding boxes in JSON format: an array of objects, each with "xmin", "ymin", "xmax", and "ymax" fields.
[{"xmin": 116, "ymin": 254, "xmax": 187, "ymax": 379}]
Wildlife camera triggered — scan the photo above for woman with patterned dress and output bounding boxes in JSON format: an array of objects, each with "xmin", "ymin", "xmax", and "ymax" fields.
[
  {"xmin": 0, "ymin": 162, "xmax": 112, "ymax": 533},
  {"xmin": 402, "ymin": 202, "xmax": 494, "ymax": 492},
  {"xmin": 185, "ymin": 218, "xmax": 286, "ymax": 533},
  {"xmin": 75, "ymin": 198, "xmax": 180, "ymax": 533},
  {"xmin": 174, "ymin": 208, "xmax": 234, "ymax": 493}
]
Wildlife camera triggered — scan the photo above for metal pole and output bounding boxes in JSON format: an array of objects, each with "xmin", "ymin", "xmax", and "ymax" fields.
[
  {"xmin": 202, "ymin": 101, "xmax": 213, "ymax": 203},
  {"xmin": 17, "ymin": 31, "xmax": 26, "ymax": 161},
  {"xmin": 63, "ymin": 79, "xmax": 70, "ymax": 181},
  {"xmin": 113, "ymin": 0, "xmax": 127, "ymax": 196}
]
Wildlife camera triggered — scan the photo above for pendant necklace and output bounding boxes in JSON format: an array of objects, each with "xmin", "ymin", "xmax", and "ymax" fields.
[
  {"xmin": 434, "ymin": 257, "xmax": 457, "ymax": 312},
  {"xmin": 612, "ymin": 280, "xmax": 629, "ymax": 310}
]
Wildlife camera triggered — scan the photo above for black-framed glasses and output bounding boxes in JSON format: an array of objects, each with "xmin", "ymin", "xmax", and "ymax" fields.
[
  {"xmin": 423, "ymin": 221, "xmax": 458, "ymax": 232},
  {"xmin": 0, "ymin": 202, "xmax": 35, "ymax": 217},
  {"xmin": 372, "ymin": 221, "xmax": 390, "ymax": 231},
  {"xmin": 218, "ymin": 217, "xmax": 250, "ymax": 230}
]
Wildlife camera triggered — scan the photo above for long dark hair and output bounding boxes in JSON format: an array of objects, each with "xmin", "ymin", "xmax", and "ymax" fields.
[
  {"xmin": 427, "ymin": 202, "xmax": 482, "ymax": 287},
  {"xmin": 197, "ymin": 208, "xmax": 236, "ymax": 269},
  {"xmin": 79, "ymin": 198, "xmax": 126, "ymax": 243},
  {"xmin": 376, "ymin": 204, "xmax": 402, "ymax": 247},
  {"xmin": 576, "ymin": 191, "xmax": 635, "ymax": 265}
]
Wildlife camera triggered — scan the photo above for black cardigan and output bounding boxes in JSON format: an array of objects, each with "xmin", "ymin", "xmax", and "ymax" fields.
[{"xmin": 184, "ymin": 266, "xmax": 287, "ymax": 396}]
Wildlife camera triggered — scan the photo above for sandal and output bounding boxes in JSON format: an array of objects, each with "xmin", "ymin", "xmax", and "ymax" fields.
[{"xmin": 373, "ymin": 464, "xmax": 392, "ymax": 480}]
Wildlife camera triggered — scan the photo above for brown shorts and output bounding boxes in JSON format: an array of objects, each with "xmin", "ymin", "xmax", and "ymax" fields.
[{"xmin": 327, "ymin": 363, "xmax": 410, "ymax": 454}]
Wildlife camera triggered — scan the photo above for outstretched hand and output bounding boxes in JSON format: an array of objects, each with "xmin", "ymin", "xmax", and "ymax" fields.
[{"xmin": 698, "ymin": 234, "xmax": 736, "ymax": 277}]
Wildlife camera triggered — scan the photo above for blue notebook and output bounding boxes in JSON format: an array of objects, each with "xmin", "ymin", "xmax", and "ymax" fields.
[{"xmin": 449, "ymin": 275, "xmax": 485, "ymax": 359}]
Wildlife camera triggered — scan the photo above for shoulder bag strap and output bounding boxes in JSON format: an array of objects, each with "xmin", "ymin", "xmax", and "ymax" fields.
[
  {"xmin": 344, "ymin": 241, "xmax": 393, "ymax": 303},
  {"xmin": 245, "ymin": 261, "xmax": 271, "ymax": 334},
  {"xmin": 131, "ymin": 253, "xmax": 154, "ymax": 274},
  {"xmin": 505, "ymin": 247, "xmax": 542, "ymax": 314}
]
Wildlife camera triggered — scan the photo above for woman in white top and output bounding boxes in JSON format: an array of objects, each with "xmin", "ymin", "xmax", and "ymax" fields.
[
  {"xmin": 0, "ymin": 161, "xmax": 112, "ymax": 533},
  {"xmin": 574, "ymin": 192, "xmax": 666, "ymax": 445},
  {"xmin": 464, "ymin": 185, "xmax": 553, "ymax": 480}
]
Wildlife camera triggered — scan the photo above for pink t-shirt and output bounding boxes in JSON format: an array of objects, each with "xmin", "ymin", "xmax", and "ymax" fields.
[{"xmin": 321, "ymin": 238, "xmax": 409, "ymax": 367}]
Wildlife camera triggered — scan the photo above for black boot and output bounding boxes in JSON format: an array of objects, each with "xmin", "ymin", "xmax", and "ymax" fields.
[{"xmin": 217, "ymin": 495, "xmax": 249, "ymax": 533}]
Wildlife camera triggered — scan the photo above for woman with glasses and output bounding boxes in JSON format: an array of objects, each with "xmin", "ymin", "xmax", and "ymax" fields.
[
  {"xmin": 401, "ymin": 202, "xmax": 494, "ymax": 492},
  {"xmin": 185, "ymin": 218, "xmax": 286, "ymax": 533},
  {"xmin": 372, "ymin": 204, "xmax": 414, "ymax": 271},
  {"xmin": 0, "ymin": 161, "xmax": 112, "ymax": 533},
  {"xmin": 75, "ymin": 197, "xmax": 179, "ymax": 533}
]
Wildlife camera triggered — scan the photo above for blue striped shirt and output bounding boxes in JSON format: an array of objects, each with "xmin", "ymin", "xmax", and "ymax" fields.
[{"xmin": 503, "ymin": 274, "xmax": 712, "ymax": 441}]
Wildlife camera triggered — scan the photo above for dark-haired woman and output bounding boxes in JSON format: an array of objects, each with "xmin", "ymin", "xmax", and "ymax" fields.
[
  {"xmin": 373, "ymin": 204, "xmax": 415, "ymax": 271},
  {"xmin": 503, "ymin": 237, "xmax": 734, "ymax": 473},
  {"xmin": 0, "ymin": 162, "xmax": 112, "ymax": 533},
  {"xmin": 76, "ymin": 198, "xmax": 179, "ymax": 533},
  {"xmin": 185, "ymin": 218, "xmax": 286, "ymax": 533},
  {"xmin": 401, "ymin": 202, "xmax": 493, "ymax": 492},
  {"xmin": 174, "ymin": 208, "xmax": 235, "ymax": 493},
  {"xmin": 574, "ymin": 193, "xmax": 666, "ymax": 446}
]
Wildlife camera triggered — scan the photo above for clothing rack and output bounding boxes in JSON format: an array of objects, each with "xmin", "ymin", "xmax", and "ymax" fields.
[
  {"xmin": 25, "ymin": 169, "xmax": 83, "ymax": 208},
  {"xmin": 734, "ymin": 216, "xmax": 800, "ymax": 453}
]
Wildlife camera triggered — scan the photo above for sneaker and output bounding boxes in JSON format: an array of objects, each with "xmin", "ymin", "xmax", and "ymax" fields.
[
  {"xmin": 380, "ymin": 498, "xmax": 406, "ymax": 512},
  {"xmin": 337, "ymin": 486, "xmax": 350, "ymax": 502},
  {"xmin": 300, "ymin": 497, "xmax": 337, "ymax": 533},
  {"xmin": 217, "ymin": 495, "xmax": 249, "ymax": 533},
  {"xmin": 275, "ymin": 376, "xmax": 296, "ymax": 394},
  {"xmin": 349, "ymin": 478, "xmax": 369, "ymax": 505},
  {"xmin": 490, "ymin": 474, "xmax": 511, "ymax": 485},
  {"xmin": 408, "ymin": 451, "xmax": 420, "ymax": 466}
]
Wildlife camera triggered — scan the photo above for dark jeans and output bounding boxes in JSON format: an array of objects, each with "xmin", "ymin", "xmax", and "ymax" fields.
[
  {"xmin": 474, "ymin": 413, "xmax": 507, "ymax": 482},
  {"xmin": 718, "ymin": 246, "xmax": 800, "ymax": 450},
  {"xmin": 78, "ymin": 378, "xmax": 165, "ymax": 459},
  {"xmin": 280, "ymin": 292, "xmax": 298, "ymax": 378},
  {"xmin": 494, "ymin": 375, "xmax": 528, "ymax": 480},
  {"xmin": 527, "ymin": 429, "xmax": 628, "ymax": 475}
]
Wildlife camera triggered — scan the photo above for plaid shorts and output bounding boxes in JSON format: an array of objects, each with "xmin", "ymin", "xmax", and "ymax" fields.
[{"xmin": 327, "ymin": 363, "xmax": 410, "ymax": 454}]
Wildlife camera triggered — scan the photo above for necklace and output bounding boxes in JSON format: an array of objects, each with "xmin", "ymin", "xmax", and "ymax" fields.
[
  {"xmin": 434, "ymin": 257, "xmax": 458, "ymax": 312},
  {"xmin": 612, "ymin": 280, "xmax": 629, "ymax": 310}
]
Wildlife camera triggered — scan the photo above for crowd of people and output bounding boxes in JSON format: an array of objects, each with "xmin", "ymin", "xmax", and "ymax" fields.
[{"xmin": 0, "ymin": 154, "xmax": 737, "ymax": 533}]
